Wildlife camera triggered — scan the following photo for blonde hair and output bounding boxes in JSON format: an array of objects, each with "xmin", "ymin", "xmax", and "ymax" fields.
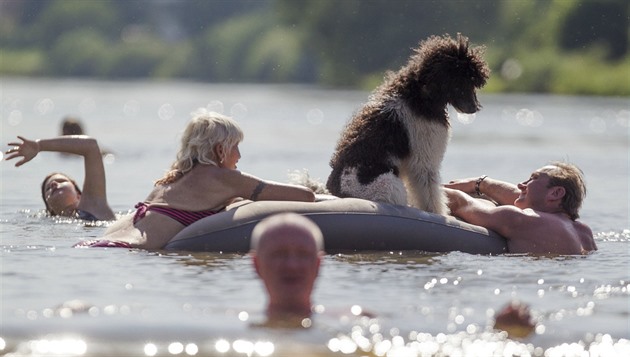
[{"xmin": 156, "ymin": 109, "xmax": 244, "ymax": 185}]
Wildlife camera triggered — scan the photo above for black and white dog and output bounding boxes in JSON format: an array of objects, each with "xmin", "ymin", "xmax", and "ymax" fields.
[{"xmin": 326, "ymin": 34, "xmax": 489, "ymax": 214}]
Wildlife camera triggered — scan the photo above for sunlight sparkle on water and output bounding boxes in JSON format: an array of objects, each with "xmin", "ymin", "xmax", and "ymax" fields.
[
  {"xmin": 307, "ymin": 108, "xmax": 324, "ymax": 125},
  {"xmin": 168, "ymin": 342, "xmax": 184, "ymax": 354},
  {"xmin": 334, "ymin": 328, "xmax": 570, "ymax": 357},
  {"xmin": 185, "ymin": 343, "xmax": 199, "ymax": 355},
  {"xmin": 103, "ymin": 152, "xmax": 116, "ymax": 165},
  {"xmin": 232, "ymin": 339, "xmax": 254, "ymax": 355},
  {"xmin": 301, "ymin": 317, "xmax": 312, "ymax": 328},
  {"xmin": 144, "ymin": 343, "xmax": 157, "ymax": 356},
  {"xmin": 238, "ymin": 311, "xmax": 249, "ymax": 321},
  {"xmin": 28, "ymin": 338, "xmax": 87, "ymax": 356},
  {"xmin": 206, "ymin": 100, "xmax": 224, "ymax": 113},
  {"xmin": 35, "ymin": 98, "xmax": 55, "ymax": 115},
  {"xmin": 8, "ymin": 109, "xmax": 23, "ymax": 126},
  {"xmin": 501, "ymin": 58, "xmax": 523, "ymax": 80},
  {"xmin": 230, "ymin": 103, "xmax": 248, "ymax": 120},
  {"xmin": 254, "ymin": 341, "xmax": 275, "ymax": 356},
  {"xmin": 215, "ymin": 339, "xmax": 230, "ymax": 353},
  {"xmin": 327, "ymin": 336, "xmax": 358, "ymax": 354},
  {"xmin": 456, "ymin": 112, "xmax": 476, "ymax": 124},
  {"xmin": 158, "ymin": 103, "xmax": 175, "ymax": 120},
  {"xmin": 515, "ymin": 108, "xmax": 544, "ymax": 127},
  {"xmin": 123, "ymin": 100, "xmax": 140, "ymax": 117}
]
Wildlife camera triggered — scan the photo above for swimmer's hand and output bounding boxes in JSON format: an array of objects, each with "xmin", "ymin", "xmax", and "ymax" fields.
[
  {"xmin": 493, "ymin": 301, "xmax": 535, "ymax": 339},
  {"xmin": 5, "ymin": 136, "xmax": 40, "ymax": 167}
]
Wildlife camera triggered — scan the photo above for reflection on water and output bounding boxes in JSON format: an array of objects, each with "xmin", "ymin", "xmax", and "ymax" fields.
[
  {"xmin": 3, "ymin": 324, "xmax": 629, "ymax": 357},
  {"xmin": 331, "ymin": 251, "xmax": 440, "ymax": 266},
  {"xmin": 163, "ymin": 251, "xmax": 244, "ymax": 269}
]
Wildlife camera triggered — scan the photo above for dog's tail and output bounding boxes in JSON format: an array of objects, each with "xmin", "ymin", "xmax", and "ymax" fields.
[{"xmin": 288, "ymin": 169, "xmax": 330, "ymax": 195}]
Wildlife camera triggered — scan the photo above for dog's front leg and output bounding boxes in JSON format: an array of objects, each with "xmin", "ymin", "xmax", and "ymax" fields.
[{"xmin": 405, "ymin": 170, "xmax": 449, "ymax": 215}]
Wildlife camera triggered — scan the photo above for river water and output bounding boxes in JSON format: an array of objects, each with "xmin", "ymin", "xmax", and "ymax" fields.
[{"xmin": 1, "ymin": 78, "xmax": 629, "ymax": 356}]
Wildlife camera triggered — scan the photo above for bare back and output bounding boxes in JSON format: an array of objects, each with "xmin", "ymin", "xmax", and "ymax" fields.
[
  {"xmin": 504, "ymin": 209, "xmax": 597, "ymax": 255},
  {"xmin": 144, "ymin": 165, "xmax": 241, "ymax": 211}
]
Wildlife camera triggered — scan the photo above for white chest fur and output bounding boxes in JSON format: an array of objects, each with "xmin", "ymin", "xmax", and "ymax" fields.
[{"xmin": 395, "ymin": 101, "xmax": 451, "ymax": 214}]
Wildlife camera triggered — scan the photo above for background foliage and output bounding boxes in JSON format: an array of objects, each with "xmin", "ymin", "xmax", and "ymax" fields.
[{"xmin": 0, "ymin": 0, "xmax": 628, "ymax": 95}]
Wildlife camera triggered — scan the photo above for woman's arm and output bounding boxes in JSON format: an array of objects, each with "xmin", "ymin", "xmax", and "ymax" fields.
[
  {"xmin": 7, "ymin": 135, "xmax": 101, "ymax": 165},
  {"xmin": 6, "ymin": 135, "xmax": 114, "ymax": 219},
  {"xmin": 225, "ymin": 170, "xmax": 315, "ymax": 203}
]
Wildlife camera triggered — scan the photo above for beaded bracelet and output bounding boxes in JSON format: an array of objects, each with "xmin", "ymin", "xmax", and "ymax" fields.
[{"xmin": 475, "ymin": 175, "xmax": 488, "ymax": 196}]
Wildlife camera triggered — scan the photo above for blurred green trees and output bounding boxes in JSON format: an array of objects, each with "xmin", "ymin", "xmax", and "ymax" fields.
[{"xmin": 0, "ymin": 0, "xmax": 627, "ymax": 95}]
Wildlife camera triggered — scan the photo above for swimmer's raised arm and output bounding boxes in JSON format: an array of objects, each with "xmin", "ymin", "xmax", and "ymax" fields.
[
  {"xmin": 6, "ymin": 135, "xmax": 113, "ymax": 220},
  {"xmin": 6, "ymin": 135, "xmax": 102, "ymax": 167}
]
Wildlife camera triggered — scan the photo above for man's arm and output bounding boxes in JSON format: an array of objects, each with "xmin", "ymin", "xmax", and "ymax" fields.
[
  {"xmin": 445, "ymin": 176, "xmax": 520, "ymax": 206},
  {"xmin": 445, "ymin": 188, "xmax": 532, "ymax": 239}
]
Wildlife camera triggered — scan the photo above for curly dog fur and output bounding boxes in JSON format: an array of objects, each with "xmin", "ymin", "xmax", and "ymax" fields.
[{"xmin": 326, "ymin": 33, "xmax": 490, "ymax": 214}]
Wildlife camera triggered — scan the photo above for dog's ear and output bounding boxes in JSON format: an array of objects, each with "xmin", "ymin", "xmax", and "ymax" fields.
[
  {"xmin": 456, "ymin": 33, "xmax": 470, "ymax": 56},
  {"xmin": 453, "ymin": 34, "xmax": 490, "ymax": 88}
]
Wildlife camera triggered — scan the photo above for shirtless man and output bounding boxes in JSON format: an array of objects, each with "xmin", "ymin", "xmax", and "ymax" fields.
[
  {"xmin": 250, "ymin": 213, "xmax": 324, "ymax": 324},
  {"xmin": 444, "ymin": 162, "xmax": 597, "ymax": 255}
]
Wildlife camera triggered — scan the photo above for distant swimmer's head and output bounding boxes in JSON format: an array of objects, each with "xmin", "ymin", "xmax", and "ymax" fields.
[{"xmin": 61, "ymin": 117, "xmax": 85, "ymax": 136}]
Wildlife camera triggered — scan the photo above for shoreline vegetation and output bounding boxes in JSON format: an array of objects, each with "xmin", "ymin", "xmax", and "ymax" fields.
[{"xmin": 1, "ymin": 0, "xmax": 628, "ymax": 97}]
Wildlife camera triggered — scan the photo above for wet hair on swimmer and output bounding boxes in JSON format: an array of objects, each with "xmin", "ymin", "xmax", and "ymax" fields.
[
  {"xmin": 41, "ymin": 172, "xmax": 82, "ymax": 216},
  {"xmin": 250, "ymin": 213, "xmax": 324, "ymax": 252},
  {"xmin": 155, "ymin": 109, "xmax": 244, "ymax": 185}
]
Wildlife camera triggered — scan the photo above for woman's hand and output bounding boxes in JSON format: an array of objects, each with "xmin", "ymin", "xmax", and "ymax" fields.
[{"xmin": 5, "ymin": 136, "xmax": 39, "ymax": 167}]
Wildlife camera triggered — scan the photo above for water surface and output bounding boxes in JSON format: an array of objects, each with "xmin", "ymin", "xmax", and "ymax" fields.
[{"xmin": 1, "ymin": 79, "xmax": 629, "ymax": 356}]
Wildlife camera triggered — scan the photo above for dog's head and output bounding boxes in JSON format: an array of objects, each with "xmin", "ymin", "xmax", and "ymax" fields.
[{"xmin": 400, "ymin": 34, "xmax": 490, "ymax": 115}]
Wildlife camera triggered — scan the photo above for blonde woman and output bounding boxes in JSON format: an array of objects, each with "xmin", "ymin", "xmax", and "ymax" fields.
[{"xmin": 87, "ymin": 109, "xmax": 315, "ymax": 249}]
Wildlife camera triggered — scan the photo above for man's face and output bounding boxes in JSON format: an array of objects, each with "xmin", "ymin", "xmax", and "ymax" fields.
[
  {"xmin": 254, "ymin": 226, "xmax": 320, "ymax": 306},
  {"xmin": 514, "ymin": 166, "xmax": 556, "ymax": 209}
]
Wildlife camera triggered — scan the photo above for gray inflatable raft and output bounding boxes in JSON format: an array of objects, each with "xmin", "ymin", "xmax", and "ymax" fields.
[{"xmin": 165, "ymin": 197, "xmax": 507, "ymax": 254}]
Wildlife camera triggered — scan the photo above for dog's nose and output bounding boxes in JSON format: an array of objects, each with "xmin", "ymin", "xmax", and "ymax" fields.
[
  {"xmin": 454, "ymin": 102, "xmax": 480, "ymax": 114},
  {"xmin": 452, "ymin": 92, "xmax": 481, "ymax": 113}
]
